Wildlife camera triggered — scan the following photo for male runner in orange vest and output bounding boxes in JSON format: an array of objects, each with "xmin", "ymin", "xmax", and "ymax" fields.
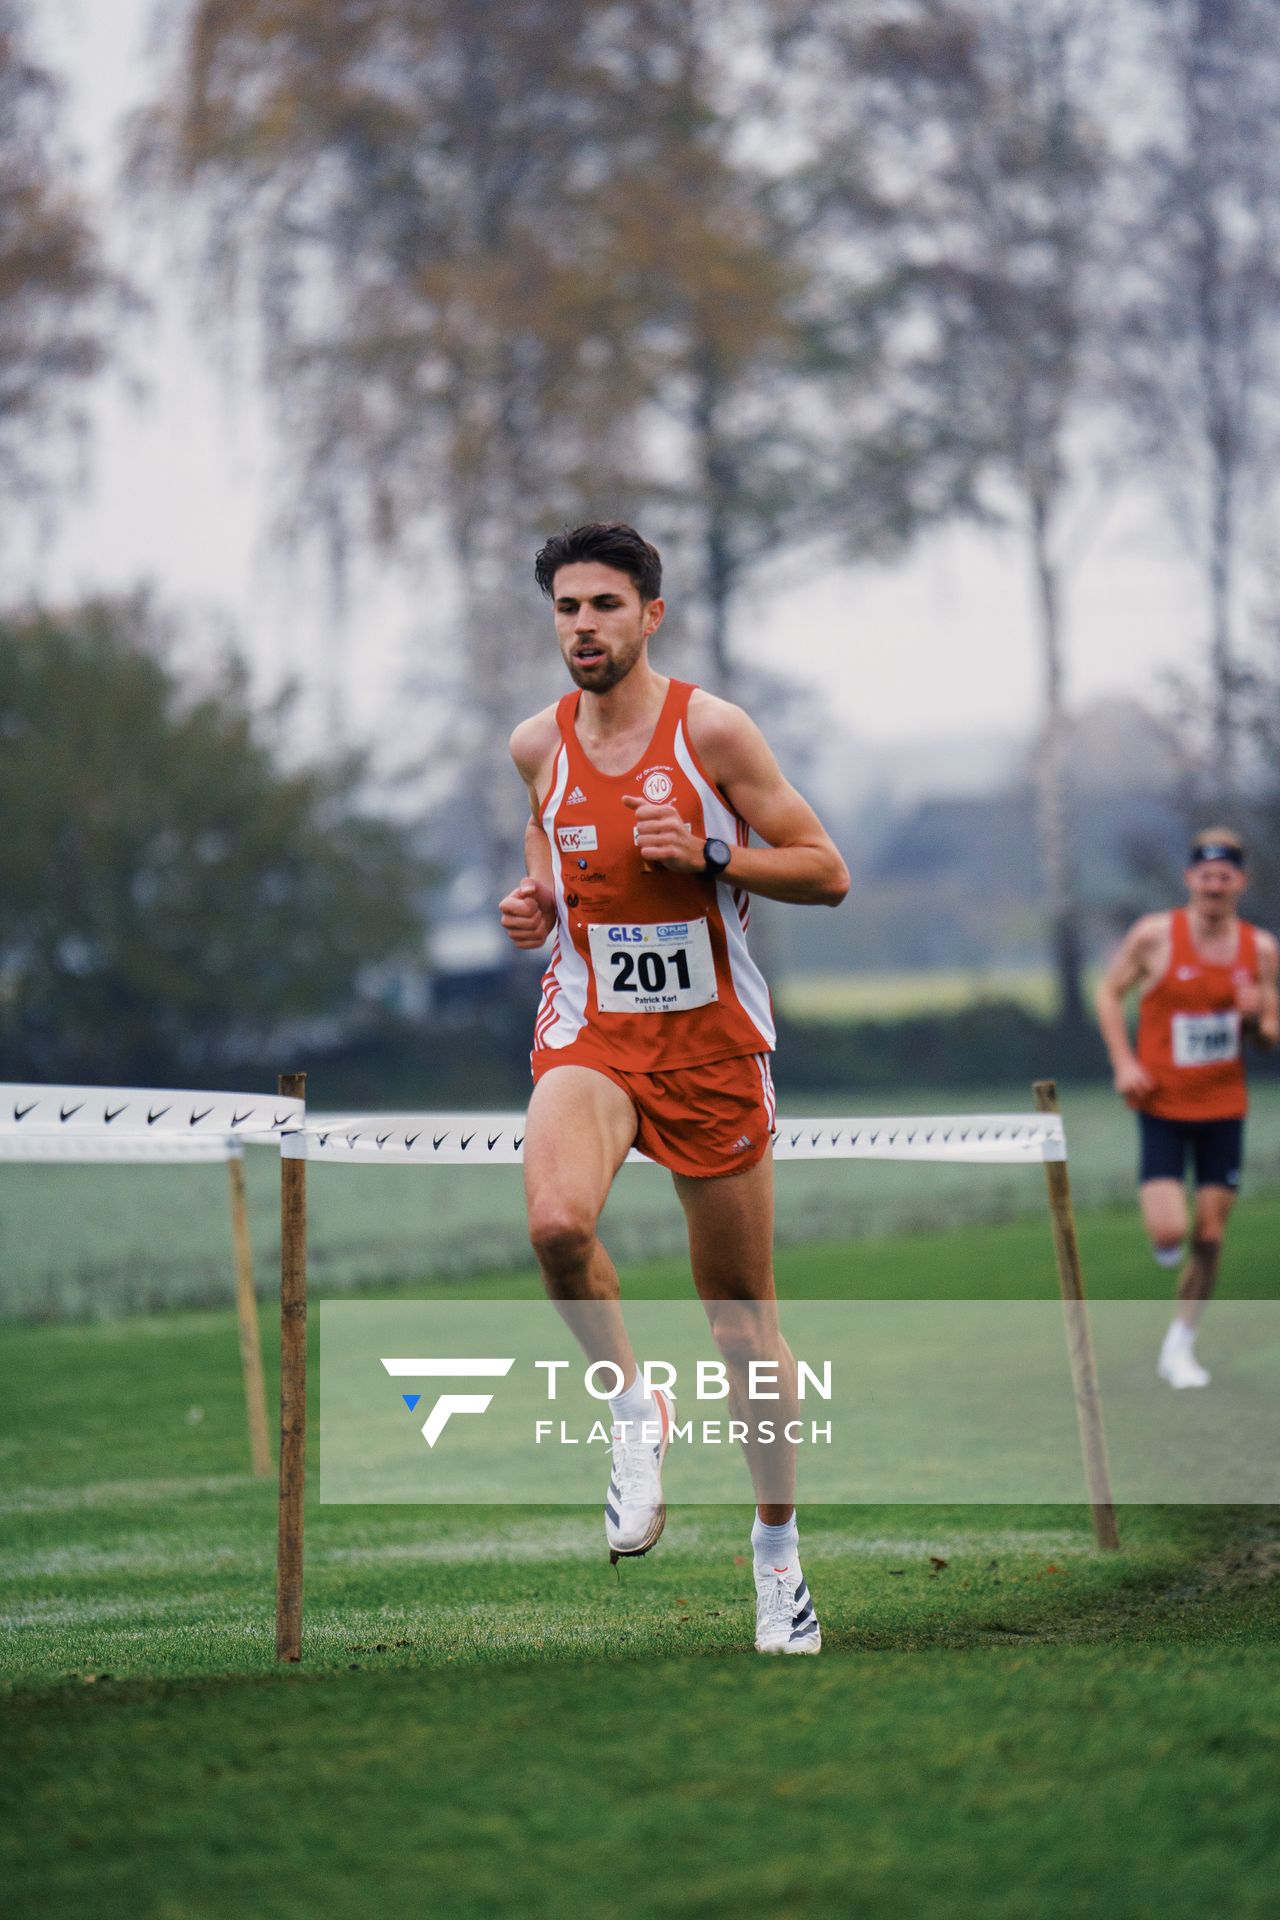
[
  {"xmin": 498, "ymin": 522, "xmax": 849, "ymax": 1652},
  {"xmin": 1095, "ymin": 828, "xmax": 1278, "ymax": 1387}
]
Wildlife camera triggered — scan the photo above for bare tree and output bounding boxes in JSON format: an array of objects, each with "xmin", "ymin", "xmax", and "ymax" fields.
[
  {"xmin": 794, "ymin": 0, "xmax": 1116, "ymax": 1039},
  {"xmin": 1116, "ymin": 0, "xmax": 1280, "ymax": 794},
  {"xmin": 574, "ymin": 1, "xmax": 832, "ymax": 695}
]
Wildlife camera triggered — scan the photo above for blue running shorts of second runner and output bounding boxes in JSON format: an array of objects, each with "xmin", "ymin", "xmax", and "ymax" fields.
[{"xmin": 1138, "ymin": 1111, "xmax": 1244, "ymax": 1190}]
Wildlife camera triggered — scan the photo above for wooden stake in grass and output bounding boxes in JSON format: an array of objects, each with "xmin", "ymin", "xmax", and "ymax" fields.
[
  {"xmin": 228, "ymin": 1147, "xmax": 272, "ymax": 1479},
  {"xmin": 1033, "ymin": 1079, "xmax": 1121, "ymax": 1552},
  {"xmin": 276, "ymin": 1071, "xmax": 307, "ymax": 1662}
]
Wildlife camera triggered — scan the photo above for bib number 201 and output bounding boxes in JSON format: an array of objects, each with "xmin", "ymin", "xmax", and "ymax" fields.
[
  {"xmin": 611, "ymin": 947, "xmax": 691, "ymax": 995},
  {"xmin": 588, "ymin": 918, "xmax": 716, "ymax": 1014}
]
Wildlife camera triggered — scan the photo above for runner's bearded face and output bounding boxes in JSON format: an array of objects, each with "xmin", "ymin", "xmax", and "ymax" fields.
[
  {"xmin": 1186, "ymin": 858, "xmax": 1247, "ymax": 917},
  {"xmin": 552, "ymin": 562, "xmax": 655, "ymax": 692}
]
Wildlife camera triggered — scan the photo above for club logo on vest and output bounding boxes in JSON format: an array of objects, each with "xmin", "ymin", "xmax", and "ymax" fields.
[
  {"xmin": 642, "ymin": 768, "xmax": 674, "ymax": 804},
  {"xmin": 557, "ymin": 825, "xmax": 598, "ymax": 853}
]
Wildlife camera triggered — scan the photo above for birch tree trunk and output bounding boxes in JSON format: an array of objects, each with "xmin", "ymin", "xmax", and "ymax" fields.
[{"xmin": 1029, "ymin": 487, "xmax": 1088, "ymax": 1039}]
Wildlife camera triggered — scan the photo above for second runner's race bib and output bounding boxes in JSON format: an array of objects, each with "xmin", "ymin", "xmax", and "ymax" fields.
[
  {"xmin": 587, "ymin": 918, "xmax": 717, "ymax": 1014},
  {"xmin": 1171, "ymin": 1009, "xmax": 1240, "ymax": 1067}
]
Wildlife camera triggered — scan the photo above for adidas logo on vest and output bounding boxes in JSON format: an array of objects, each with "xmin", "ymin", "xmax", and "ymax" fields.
[{"xmin": 566, "ymin": 785, "xmax": 587, "ymax": 805}]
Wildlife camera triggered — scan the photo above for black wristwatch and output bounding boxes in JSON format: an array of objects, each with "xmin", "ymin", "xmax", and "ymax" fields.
[{"xmin": 702, "ymin": 837, "xmax": 732, "ymax": 877}]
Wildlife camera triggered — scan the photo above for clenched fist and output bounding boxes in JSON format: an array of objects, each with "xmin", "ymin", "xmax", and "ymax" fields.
[
  {"xmin": 1236, "ymin": 978, "xmax": 1263, "ymax": 1021},
  {"xmin": 499, "ymin": 876, "xmax": 556, "ymax": 949},
  {"xmin": 621, "ymin": 793, "xmax": 699, "ymax": 872},
  {"xmin": 1114, "ymin": 1056, "xmax": 1155, "ymax": 1102}
]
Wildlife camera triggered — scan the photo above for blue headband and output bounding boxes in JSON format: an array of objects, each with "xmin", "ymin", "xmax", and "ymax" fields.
[{"xmin": 1189, "ymin": 843, "xmax": 1245, "ymax": 869}]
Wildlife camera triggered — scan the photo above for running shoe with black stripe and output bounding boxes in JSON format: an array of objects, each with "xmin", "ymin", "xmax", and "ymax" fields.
[
  {"xmin": 754, "ymin": 1560, "xmax": 822, "ymax": 1654},
  {"xmin": 605, "ymin": 1386, "xmax": 674, "ymax": 1563}
]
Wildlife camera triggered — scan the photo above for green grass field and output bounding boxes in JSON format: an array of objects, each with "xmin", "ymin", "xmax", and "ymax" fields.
[
  {"xmin": 775, "ymin": 965, "xmax": 1068, "ymax": 1020},
  {"xmin": 3, "ymin": 1181, "xmax": 1279, "ymax": 1918}
]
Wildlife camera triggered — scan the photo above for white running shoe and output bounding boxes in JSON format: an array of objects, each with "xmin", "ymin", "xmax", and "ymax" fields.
[
  {"xmin": 1158, "ymin": 1327, "xmax": 1210, "ymax": 1389},
  {"xmin": 754, "ymin": 1561, "xmax": 822, "ymax": 1655},
  {"xmin": 605, "ymin": 1387, "xmax": 674, "ymax": 1563}
]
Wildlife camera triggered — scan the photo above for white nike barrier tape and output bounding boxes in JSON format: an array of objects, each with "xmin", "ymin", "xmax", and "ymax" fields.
[
  {"xmin": 296, "ymin": 1110, "xmax": 1066, "ymax": 1166},
  {"xmin": 0, "ymin": 1082, "xmax": 304, "ymax": 1140},
  {"xmin": 0, "ymin": 1131, "xmax": 241, "ymax": 1164},
  {"xmin": 0, "ymin": 1074, "xmax": 1109, "ymax": 1668},
  {"xmin": 0, "ymin": 1084, "xmax": 274, "ymax": 1479}
]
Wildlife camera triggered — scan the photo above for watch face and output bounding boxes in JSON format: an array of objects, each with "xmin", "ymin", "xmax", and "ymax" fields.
[{"xmin": 705, "ymin": 838, "xmax": 731, "ymax": 873}]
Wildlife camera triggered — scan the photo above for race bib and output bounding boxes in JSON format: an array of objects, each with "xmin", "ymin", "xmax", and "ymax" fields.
[
  {"xmin": 1171, "ymin": 1010, "xmax": 1240, "ymax": 1068},
  {"xmin": 587, "ymin": 918, "xmax": 717, "ymax": 1014}
]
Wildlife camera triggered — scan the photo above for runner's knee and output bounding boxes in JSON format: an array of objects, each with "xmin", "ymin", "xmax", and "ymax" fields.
[
  {"xmin": 1193, "ymin": 1193, "xmax": 1235, "ymax": 1239},
  {"xmin": 527, "ymin": 1204, "xmax": 597, "ymax": 1272},
  {"xmin": 1178, "ymin": 1236, "xmax": 1223, "ymax": 1299},
  {"xmin": 705, "ymin": 1302, "xmax": 775, "ymax": 1368}
]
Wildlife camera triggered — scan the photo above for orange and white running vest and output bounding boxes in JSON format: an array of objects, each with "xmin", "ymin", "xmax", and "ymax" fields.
[
  {"xmin": 1134, "ymin": 908, "xmax": 1259, "ymax": 1121},
  {"xmin": 532, "ymin": 678, "xmax": 775, "ymax": 1072}
]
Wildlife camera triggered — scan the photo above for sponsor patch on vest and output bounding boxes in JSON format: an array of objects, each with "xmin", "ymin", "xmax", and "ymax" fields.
[{"xmin": 557, "ymin": 825, "xmax": 598, "ymax": 853}]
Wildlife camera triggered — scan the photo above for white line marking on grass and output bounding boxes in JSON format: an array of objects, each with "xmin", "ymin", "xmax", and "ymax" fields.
[
  {"xmin": 319, "ymin": 1521, "xmax": 1091, "ymax": 1567},
  {"xmin": 0, "ymin": 1539, "xmax": 262, "ymax": 1580},
  {"xmin": 0, "ymin": 1592, "xmax": 234, "ymax": 1631},
  {"xmin": 800, "ymin": 1527, "xmax": 1091, "ymax": 1557},
  {"xmin": 0, "ymin": 1474, "xmax": 256, "ymax": 1516},
  {"xmin": 320, "ymin": 1523, "xmax": 672, "ymax": 1567}
]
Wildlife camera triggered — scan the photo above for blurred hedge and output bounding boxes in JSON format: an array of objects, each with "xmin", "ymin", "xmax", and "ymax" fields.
[
  {"xmin": 293, "ymin": 999, "xmax": 1114, "ymax": 1110},
  {"xmin": 771, "ymin": 1003, "xmax": 1111, "ymax": 1094}
]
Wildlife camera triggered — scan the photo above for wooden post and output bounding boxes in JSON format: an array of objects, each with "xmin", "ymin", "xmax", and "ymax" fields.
[
  {"xmin": 1033, "ymin": 1080, "xmax": 1121, "ymax": 1551},
  {"xmin": 228, "ymin": 1148, "xmax": 272, "ymax": 1478},
  {"xmin": 276, "ymin": 1071, "xmax": 307, "ymax": 1661}
]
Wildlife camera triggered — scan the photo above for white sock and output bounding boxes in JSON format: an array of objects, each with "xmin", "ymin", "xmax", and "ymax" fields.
[
  {"xmin": 752, "ymin": 1514, "xmax": 799, "ymax": 1568},
  {"xmin": 1162, "ymin": 1318, "xmax": 1194, "ymax": 1353},
  {"xmin": 608, "ymin": 1370, "xmax": 655, "ymax": 1431},
  {"xmin": 1153, "ymin": 1243, "xmax": 1185, "ymax": 1271}
]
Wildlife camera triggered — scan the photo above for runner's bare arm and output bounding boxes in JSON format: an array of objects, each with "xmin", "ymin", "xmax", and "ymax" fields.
[
  {"xmin": 1095, "ymin": 915, "xmax": 1166, "ymax": 1098},
  {"xmin": 498, "ymin": 711, "xmax": 559, "ymax": 949},
  {"xmin": 623, "ymin": 695, "xmax": 849, "ymax": 907},
  {"xmin": 1239, "ymin": 929, "xmax": 1280, "ymax": 1050}
]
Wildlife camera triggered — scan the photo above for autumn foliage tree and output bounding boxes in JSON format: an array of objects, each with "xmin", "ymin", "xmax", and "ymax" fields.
[
  {"xmin": 135, "ymin": 0, "xmax": 682, "ymax": 886},
  {"xmin": 0, "ymin": 0, "xmax": 117, "ymax": 542}
]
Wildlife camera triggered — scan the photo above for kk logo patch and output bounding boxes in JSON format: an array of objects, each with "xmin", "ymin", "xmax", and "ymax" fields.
[{"xmin": 557, "ymin": 825, "xmax": 599, "ymax": 853}]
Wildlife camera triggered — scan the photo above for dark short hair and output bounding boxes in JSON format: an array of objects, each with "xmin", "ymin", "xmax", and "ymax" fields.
[{"xmin": 534, "ymin": 523, "xmax": 662, "ymax": 603}]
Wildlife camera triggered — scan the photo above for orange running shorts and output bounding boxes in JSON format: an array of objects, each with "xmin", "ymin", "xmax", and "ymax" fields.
[{"xmin": 531, "ymin": 1050, "xmax": 776, "ymax": 1179}]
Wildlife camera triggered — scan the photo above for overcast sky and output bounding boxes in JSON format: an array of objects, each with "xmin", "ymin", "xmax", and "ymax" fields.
[{"xmin": 14, "ymin": 0, "xmax": 1218, "ymax": 770}]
